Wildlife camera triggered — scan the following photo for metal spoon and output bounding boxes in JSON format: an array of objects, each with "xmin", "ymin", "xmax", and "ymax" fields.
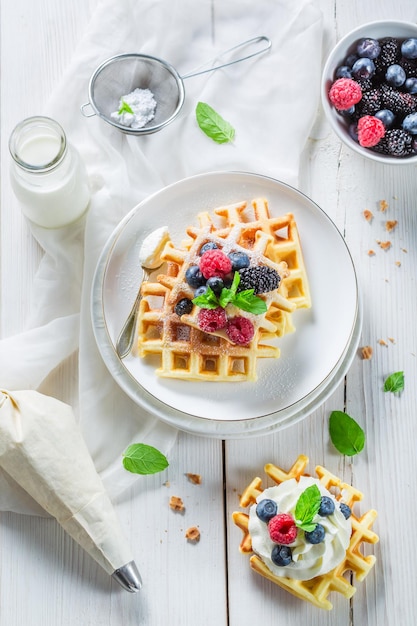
[{"xmin": 115, "ymin": 227, "xmax": 169, "ymax": 359}]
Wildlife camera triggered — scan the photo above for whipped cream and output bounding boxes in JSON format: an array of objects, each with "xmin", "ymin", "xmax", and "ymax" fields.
[
  {"xmin": 248, "ymin": 476, "xmax": 351, "ymax": 581},
  {"xmin": 139, "ymin": 226, "xmax": 170, "ymax": 269}
]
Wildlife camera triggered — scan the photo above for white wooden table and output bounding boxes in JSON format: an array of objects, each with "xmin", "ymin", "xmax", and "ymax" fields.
[{"xmin": 1, "ymin": 1, "xmax": 417, "ymax": 624}]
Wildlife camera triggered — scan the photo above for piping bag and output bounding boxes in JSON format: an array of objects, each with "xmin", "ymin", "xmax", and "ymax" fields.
[{"xmin": 0, "ymin": 389, "xmax": 142, "ymax": 592}]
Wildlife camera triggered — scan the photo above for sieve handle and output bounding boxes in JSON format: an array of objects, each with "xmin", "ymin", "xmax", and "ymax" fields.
[
  {"xmin": 181, "ymin": 35, "xmax": 271, "ymax": 80},
  {"xmin": 80, "ymin": 102, "xmax": 96, "ymax": 118}
]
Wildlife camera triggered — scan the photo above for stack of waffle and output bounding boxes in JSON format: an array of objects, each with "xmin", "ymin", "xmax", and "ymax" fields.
[{"xmin": 136, "ymin": 197, "xmax": 311, "ymax": 381}]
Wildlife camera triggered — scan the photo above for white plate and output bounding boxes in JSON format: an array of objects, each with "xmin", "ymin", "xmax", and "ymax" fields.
[{"xmin": 91, "ymin": 171, "xmax": 360, "ymax": 437}]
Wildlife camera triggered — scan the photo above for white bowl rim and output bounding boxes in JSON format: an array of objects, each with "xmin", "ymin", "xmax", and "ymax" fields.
[{"xmin": 321, "ymin": 19, "xmax": 417, "ymax": 165}]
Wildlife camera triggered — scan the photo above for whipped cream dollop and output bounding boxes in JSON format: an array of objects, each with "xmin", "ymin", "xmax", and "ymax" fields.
[
  {"xmin": 248, "ymin": 476, "xmax": 351, "ymax": 581},
  {"xmin": 139, "ymin": 226, "xmax": 170, "ymax": 268}
]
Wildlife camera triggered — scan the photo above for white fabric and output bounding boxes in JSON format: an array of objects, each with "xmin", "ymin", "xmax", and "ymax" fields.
[{"xmin": 0, "ymin": 0, "xmax": 323, "ymax": 515}]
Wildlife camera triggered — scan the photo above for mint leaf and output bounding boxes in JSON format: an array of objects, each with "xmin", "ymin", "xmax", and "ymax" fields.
[
  {"xmin": 196, "ymin": 102, "xmax": 235, "ymax": 143},
  {"xmin": 383, "ymin": 371, "xmax": 404, "ymax": 393},
  {"xmin": 294, "ymin": 484, "xmax": 321, "ymax": 531},
  {"xmin": 233, "ymin": 290, "xmax": 267, "ymax": 314},
  {"xmin": 122, "ymin": 443, "xmax": 169, "ymax": 475},
  {"xmin": 192, "ymin": 286, "xmax": 220, "ymax": 309},
  {"xmin": 219, "ymin": 272, "xmax": 240, "ymax": 308},
  {"xmin": 329, "ymin": 411, "xmax": 365, "ymax": 456},
  {"xmin": 118, "ymin": 99, "xmax": 134, "ymax": 115}
]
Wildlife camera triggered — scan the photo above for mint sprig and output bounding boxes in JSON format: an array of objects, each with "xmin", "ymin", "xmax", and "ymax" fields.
[
  {"xmin": 118, "ymin": 99, "xmax": 134, "ymax": 115},
  {"xmin": 383, "ymin": 371, "xmax": 404, "ymax": 393},
  {"xmin": 192, "ymin": 271, "xmax": 267, "ymax": 315},
  {"xmin": 294, "ymin": 484, "xmax": 321, "ymax": 532},
  {"xmin": 122, "ymin": 443, "xmax": 169, "ymax": 475},
  {"xmin": 196, "ymin": 101, "xmax": 235, "ymax": 144},
  {"xmin": 329, "ymin": 411, "xmax": 365, "ymax": 456}
]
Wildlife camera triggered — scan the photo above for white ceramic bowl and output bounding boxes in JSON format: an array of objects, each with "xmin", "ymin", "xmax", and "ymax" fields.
[{"xmin": 321, "ymin": 20, "xmax": 417, "ymax": 165}]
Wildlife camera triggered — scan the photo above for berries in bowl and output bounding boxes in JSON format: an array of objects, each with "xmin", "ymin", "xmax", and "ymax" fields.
[{"xmin": 321, "ymin": 20, "xmax": 417, "ymax": 164}]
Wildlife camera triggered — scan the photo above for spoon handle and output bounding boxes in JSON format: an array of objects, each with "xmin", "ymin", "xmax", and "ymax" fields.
[{"xmin": 115, "ymin": 267, "xmax": 151, "ymax": 359}]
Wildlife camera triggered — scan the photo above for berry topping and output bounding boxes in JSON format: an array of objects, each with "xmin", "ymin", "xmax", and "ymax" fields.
[
  {"xmin": 339, "ymin": 503, "xmax": 352, "ymax": 519},
  {"xmin": 226, "ymin": 316, "xmax": 255, "ymax": 345},
  {"xmin": 197, "ymin": 307, "xmax": 227, "ymax": 332},
  {"xmin": 199, "ymin": 249, "xmax": 232, "ymax": 279},
  {"xmin": 228, "ymin": 251, "xmax": 250, "ymax": 271},
  {"xmin": 194, "ymin": 285, "xmax": 208, "ymax": 297},
  {"xmin": 174, "ymin": 298, "xmax": 193, "ymax": 317},
  {"xmin": 305, "ymin": 523, "xmax": 325, "ymax": 544},
  {"xmin": 199, "ymin": 241, "xmax": 218, "ymax": 255},
  {"xmin": 271, "ymin": 544, "xmax": 293, "ymax": 567},
  {"xmin": 329, "ymin": 78, "xmax": 362, "ymax": 110},
  {"xmin": 185, "ymin": 265, "xmax": 205, "ymax": 288},
  {"xmin": 318, "ymin": 496, "xmax": 335, "ymax": 517},
  {"xmin": 401, "ymin": 38, "xmax": 417, "ymax": 60},
  {"xmin": 238, "ymin": 266, "xmax": 281, "ymax": 294},
  {"xmin": 206, "ymin": 276, "xmax": 224, "ymax": 294},
  {"xmin": 268, "ymin": 514, "xmax": 298, "ymax": 545},
  {"xmin": 256, "ymin": 499, "xmax": 278, "ymax": 523},
  {"xmin": 357, "ymin": 115, "xmax": 385, "ymax": 147}
]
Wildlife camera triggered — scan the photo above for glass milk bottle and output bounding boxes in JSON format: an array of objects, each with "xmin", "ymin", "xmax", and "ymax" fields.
[{"xmin": 9, "ymin": 116, "xmax": 90, "ymax": 228}]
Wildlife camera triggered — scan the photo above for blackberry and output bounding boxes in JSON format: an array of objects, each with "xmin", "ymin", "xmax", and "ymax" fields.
[
  {"xmin": 372, "ymin": 128, "xmax": 413, "ymax": 157},
  {"xmin": 380, "ymin": 84, "xmax": 416, "ymax": 115},
  {"xmin": 399, "ymin": 57, "xmax": 417, "ymax": 78},
  {"xmin": 238, "ymin": 266, "xmax": 280, "ymax": 294},
  {"xmin": 374, "ymin": 37, "xmax": 401, "ymax": 77},
  {"xmin": 355, "ymin": 88, "xmax": 382, "ymax": 116}
]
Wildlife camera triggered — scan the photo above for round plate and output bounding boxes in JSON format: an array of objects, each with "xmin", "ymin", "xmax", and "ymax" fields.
[{"xmin": 91, "ymin": 171, "xmax": 360, "ymax": 437}]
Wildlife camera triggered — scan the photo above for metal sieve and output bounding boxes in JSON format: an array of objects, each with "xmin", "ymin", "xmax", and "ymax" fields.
[{"xmin": 80, "ymin": 36, "xmax": 271, "ymax": 135}]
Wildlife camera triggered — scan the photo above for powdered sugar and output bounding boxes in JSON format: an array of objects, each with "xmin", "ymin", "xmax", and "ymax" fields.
[{"xmin": 111, "ymin": 88, "xmax": 157, "ymax": 129}]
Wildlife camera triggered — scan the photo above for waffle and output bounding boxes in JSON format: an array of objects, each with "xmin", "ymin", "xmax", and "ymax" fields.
[
  {"xmin": 232, "ymin": 455, "xmax": 379, "ymax": 610},
  {"xmin": 136, "ymin": 198, "xmax": 311, "ymax": 381}
]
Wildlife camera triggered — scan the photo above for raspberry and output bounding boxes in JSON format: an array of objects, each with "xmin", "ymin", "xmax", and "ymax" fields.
[
  {"xmin": 199, "ymin": 249, "xmax": 232, "ymax": 279},
  {"xmin": 268, "ymin": 514, "xmax": 298, "ymax": 545},
  {"xmin": 226, "ymin": 316, "xmax": 255, "ymax": 345},
  {"xmin": 197, "ymin": 307, "xmax": 227, "ymax": 333},
  {"xmin": 329, "ymin": 78, "xmax": 362, "ymax": 110},
  {"xmin": 357, "ymin": 115, "xmax": 385, "ymax": 147}
]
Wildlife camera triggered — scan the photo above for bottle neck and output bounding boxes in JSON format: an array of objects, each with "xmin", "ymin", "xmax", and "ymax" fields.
[{"xmin": 9, "ymin": 116, "xmax": 68, "ymax": 173}]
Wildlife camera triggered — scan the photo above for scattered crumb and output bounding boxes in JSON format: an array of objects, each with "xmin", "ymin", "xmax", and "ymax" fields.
[
  {"xmin": 376, "ymin": 240, "xmax": 391, "ymax": 250},
  {"xmin": 185, "ymin": 473, "xmax": 202, "ymax": 485},
  {"xmin": 163, "ymin": 481, "xmax": 171, "ymax": 487},
  {"xmin": 395, "ymin": 261, "xmax": 401, "ymax": 267},
  {"xmin": 378, "ymin": 339, "xmax": 388, "ymax": 347},
  {"xmin": 367, "ymin": 249, "xmax": 376, "ymax": 256},
  {"xmin": 379, "ymin": 200, "xmax": 388, "ymax": 212},
  {"xmin": 169, "ymin": 496, "xmax": 185, "ymax": 512},
  {"xmin": 361, "ymin": 345, "xmax": 373, "ymax": 360},
  {"xmin": 363, "ymin": 209, "xmax": 374, "ymax": 222},
  {"xmin": 385, "ymin": 220, "xmax": 398, "ymax": 232},
  {"xmin": 388, "ymin": 337, "xmax": 396, "ymax": 344},
  {"xmin": 401, "ymin": 247, "xmax": 408, "ymax": 253},
  {"xmin": 185, "ymin": 526, "xmax": 200, "ymax": 542}
]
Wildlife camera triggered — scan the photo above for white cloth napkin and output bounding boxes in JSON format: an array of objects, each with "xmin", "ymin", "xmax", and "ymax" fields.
[{"xmin": 0, "ymin": 0, "xmax": 323, "ymax": 515}]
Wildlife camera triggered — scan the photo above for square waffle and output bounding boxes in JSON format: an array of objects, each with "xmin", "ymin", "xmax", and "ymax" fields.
[
  {"xmin": 232, "ymin": 455, "xmax": 379, "ymax": 610},
  {"xmin": 136, "ymin": 198, "xmax": 311, "ymax": 382}
]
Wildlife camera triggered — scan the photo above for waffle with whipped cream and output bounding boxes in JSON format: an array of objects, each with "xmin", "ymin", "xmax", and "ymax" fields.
[
  {"xmin": 232, "ymin": 455, "xmax": 379, "ymax": 610},
  {"xmin": 136, "ymin": 198, "xmax": 311, "ymax": 382}
]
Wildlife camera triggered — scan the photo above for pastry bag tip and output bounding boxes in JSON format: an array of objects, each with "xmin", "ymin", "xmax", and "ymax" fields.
[{"xmin": 112, "ymin": 560, "xmax": 143, "ymax": 592}]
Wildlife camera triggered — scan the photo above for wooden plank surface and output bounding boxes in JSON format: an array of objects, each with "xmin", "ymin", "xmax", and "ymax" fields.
[{"xmin": 1, "ymin": 0, "xmax": 417, "ymax": 625}]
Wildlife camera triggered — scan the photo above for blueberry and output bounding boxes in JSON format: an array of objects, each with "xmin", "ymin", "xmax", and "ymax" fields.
[
  {"xmin": 305, "ymin": 523, "xmax": 325, "ymax": 544},
  {"xmin": 199, "ymin": 241, "xmax": 218, "ymax": 255},
  {"xmin": 338, "ymin": 105, "xmax": 355, "ymax": 118},
  {"xmin": 271, "ymin": 544, "xmax": 292, "ymax": 567},
  {"xmin": 356, "ymin": 38, "xmax": 381, "ymax": 60},
  {"xmin": 348, "ymin": 122, "xmax": 359, "ymax": 142},
  {"xmin": 185, "ymin": 265, "xmax": 205, "ymax": 288},
  {"xmin": 401, "ymin": 37, "xmax": 417, "ymax": 60},
  {"xmin": 403, "ymin": 112, "xmax": 417, "ymax": 135},
  {"xmin": 385, "ymin": 64, "xmax": 406, "ymax": 87},
  {"xmin": 207, "ymin": 276, "xmax": 224, "ymax": 294},
  {"xmin": 174, "ymin": 298, "xmax": 193, "ymax": 317},
  {"xmin": 412, "ymin": 138, "xmax": 417, "ymax": 153},
  {"xmin": 375, "ymin": 109, "xmax": 395, "ymax": 129},
  {"xmin": 345, "ymin": 53, "xmax": 358, "ymax": 68},
  {"xmin": 228, "ymin": 251, "xmax": 250, "ymax": 271},
  {"xmin": 352, "ymin": 57, "xmax": 375, "ymax": 80},
  {"xmin": 318, "ymin": 496, "xmax": 335, "ymax": 517},
  {"xmin": 194, "ymin": 285, "xmax": 208, "ymax": 297},
  {"xmin": 256, "ymin": 498, "xmax": 277, "ymax": 523},
  {"xmin": 335, "ymin": 65, "xmax": 352, "ymax": 79},
  {"xmin": 339, "ymin": 503, "xmax": 352, "ymax": 519},
  {"xmin": 405, "ymin": 77, "xmax": 417, "ymax": 95}
]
